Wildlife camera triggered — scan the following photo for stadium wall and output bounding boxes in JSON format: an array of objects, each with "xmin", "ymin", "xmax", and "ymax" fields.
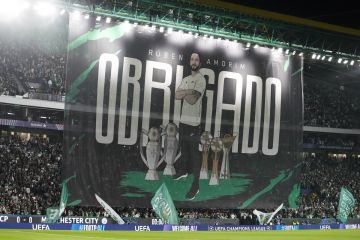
[
  {"xmin": 1, "ymin": 214, "xmax": 360, "ymax": 225},
  {"xmin": 0, "ymin": 222, "xmax": 359, "ymax": 231}
]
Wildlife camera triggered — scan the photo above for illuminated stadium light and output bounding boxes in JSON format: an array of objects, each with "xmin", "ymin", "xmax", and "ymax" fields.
[
  {"xmin": 123, "ymin": 21, "xmax": 131, "ymax": 33},
  {"xmin": 328, "ymin": 56, "xmax": 333, "ymax": 62},
  {"xmin": 285, "ymin": 49, "xmax": 289, "ymax": 54},
  {"xmin": 350, "ymin": 60, "xmax": 354, "ymax": 66},
  {"xmin": 246, "ymin": 42, "xmax": 251, "ymax": 48},
  {"xmin": 151, "ymin": 25, "xmax": 156, "ymax": 31},
  {"xmin": 34, "ymin": 2, "xmax": 56, "ymax": 17},
  {"xmin": 311, "ymin": 53, "xmax": 316, "ymax": 59},
  {"xmin": 338, "ymin": 58, "xmax": 343, "ymax": 63},
  {"xmin": 292, "ymin": 51, "xmax": 296, "ymax": 55},
  {"xmin": 0, "ymin": 0, "xmax": 30, "ymax": 20},
  {"xmin": 60, "ymin": 9, "xmax": 65, "ymax": 15},
  {"xmin": 73, "ymin": 10, "xmax": 81, "ymax": 20},
  {"xmin": 159, "ymin": 26, "xmax": 164, "ymax": 32},
  {"xmin": 96, "ymin": 16, "xmax": 101, "ymax": 21},
  {"xmin": 316, "ymin": 55, "xmax": 321, "ymax": 60},
  {"xmin": 343, "ymin": 59, "xmax": 348, "ymax": 64},
  {"xmin": 167, "ymin": 27, "xmax": 173, "ymax": 34},
  {"xmin": 321, "ymin": 56, "xmax": 326, "ymax": 60},
  {"xmin": 84, "ymin": 14, "xmax": 89, "ymax": 20},
  {"xmin": 254, "ymin": 44, "xmax": 259, "ymax": 48},
  {"xmin": 298, "ymin": 52, "xmax": 303, "ymax": 56},
  {"xmin": 277, "ymin": 47, "xmax": 283, "ymax": 53},
  {"xmin": 106, "ymin": 17, "xmax": 111, "ymax": 23}
]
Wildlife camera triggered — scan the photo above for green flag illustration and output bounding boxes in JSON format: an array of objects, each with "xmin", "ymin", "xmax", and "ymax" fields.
[
  {"xmin": 337, "ymin": 187, "xmax": 356, "ymax": 224},
  {"xmin": 45, "ymin": 181, "xmax": 69, "ymax": 224},
  {"xmin": 45, "ymin": 207, "xmax": 61, "ymax": 224},
  {"xmin": 151, "ymin": 183, "xmax": 179, "ymax": 225}
]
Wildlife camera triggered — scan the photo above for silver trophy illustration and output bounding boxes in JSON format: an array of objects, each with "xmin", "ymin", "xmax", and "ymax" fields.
[
  {"xmin": 200, "ymin": 131, "xmax": 212, "ymax": 179},
  {"xmin": 220, "ymin": 134, "xmax": 236, "ymax": 179},
  {"xmin": 209, "ymin": 137, "xmax": 223, "ymax": 185},
  {"xmin": 161, "ymin": 123, "xmax": 181, "ymax": 176},
  {"xmin": 139, "ymin": 127, "xmax": 165, "ymax": 180}
]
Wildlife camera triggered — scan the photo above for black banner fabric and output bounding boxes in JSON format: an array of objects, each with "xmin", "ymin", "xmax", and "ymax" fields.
[{"xmin": 64, "ymin": 15, "xmax": 303, "ymax": 209}]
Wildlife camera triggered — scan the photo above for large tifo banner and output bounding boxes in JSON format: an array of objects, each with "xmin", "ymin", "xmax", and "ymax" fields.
[{"xmin": 63, "ymin": 14, "xmax": 303, "ymax": 209}]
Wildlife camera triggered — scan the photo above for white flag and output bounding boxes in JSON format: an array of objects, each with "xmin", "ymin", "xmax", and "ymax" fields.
[
  {"xmin": 253, "ymin": 203, "xmax": 283, "ymax": 225},
  {"xmin": 95, "ymin": 194, "xmax": 125, "ymax": 224}
]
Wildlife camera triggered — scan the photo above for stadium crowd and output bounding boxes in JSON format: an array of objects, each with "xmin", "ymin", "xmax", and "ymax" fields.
[
  {"xmin": 304, "ymin": 80, "xmax": 360, "ymax": 129},
  {"xmin": 0, "ymin": 12, "xmax": 360, "ymax": 226},
  {"xmin": 0, "ymin": 135, "xmax": 61, "ymax": 216},
  {"xmin": 0, "ymin": 18, "xmax": 67, "ymax": 96},
  {"xmin": 298, "ymin": 155, "xmax": 360, "ymax": 217},
  {"xmin": 0, "ymin": 134, "xmax": 359, "ymax": 224}
]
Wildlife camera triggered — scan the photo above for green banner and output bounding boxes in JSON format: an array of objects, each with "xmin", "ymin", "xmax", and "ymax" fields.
[
  {"xmin": 45, "ymin": 182, "xmax": 69, "ymax": 223},
  {"xmin": 151, "ymin": 183, "xmax": 179, "ymax": 225},
  {"xmin": 59, "ymin": 183, "xmax": 69, "ymax": 213},
  {"xmin": 45, "ymin": 207, "xmax": 60, "ymax": 224},
  {"xmin": 337, "ymin": 187, "xmax": 356, "ymax": 224}
]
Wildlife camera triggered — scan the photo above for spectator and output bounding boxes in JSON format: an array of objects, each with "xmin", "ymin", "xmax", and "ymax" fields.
[{"xmin": 0, "ymin": 134, "xmax": 359, "ymax": 222}]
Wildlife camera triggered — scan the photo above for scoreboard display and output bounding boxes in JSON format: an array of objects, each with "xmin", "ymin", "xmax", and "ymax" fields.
[
  {"xmin": 0, "ymin": 215, "xmax": 113, "ymax": 224},
  {"xmin": 0, "ymin": 215, "xmax": 39, "ymax": 223}
]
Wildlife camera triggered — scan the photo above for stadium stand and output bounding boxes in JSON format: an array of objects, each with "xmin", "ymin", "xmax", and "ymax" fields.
[
  {"xmin": 0, "ymin": 133, "xmax": 359, "ymax": 224},
  {"xmin": 304, "ymin": 79, "xmax": 360, "ymax": 129},
  {"xmin": 0, "ymin": 17, "xmax": 67, "ymax": 97},
  {"xmin": 0, "ymin": 135, "xmax": 61, "ymax": 215},
  {"xmin": 0, "ymin": 6, "xmax": 359, "ymax": 227}
]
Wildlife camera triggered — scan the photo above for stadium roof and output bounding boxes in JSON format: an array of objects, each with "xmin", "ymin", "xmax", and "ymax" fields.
[
  {"xmin": 59, "ymin": 0, "xmax": 359, "ymax": 62},
  {"xmin": 222, "ymin": 0, "xmax": 359, "ymax": 30}
]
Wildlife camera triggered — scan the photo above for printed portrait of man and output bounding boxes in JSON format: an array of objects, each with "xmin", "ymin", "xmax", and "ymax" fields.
[{"xmin": 174, "ymin": 52, "xmax": 206, "ymax": 200}]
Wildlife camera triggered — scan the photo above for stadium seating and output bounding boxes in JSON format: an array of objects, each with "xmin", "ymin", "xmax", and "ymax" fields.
[
  {"xmin": 1, "ymin": 13, "xmax": 359, "ymax": 225},
  {"xmin": 0, "ymin": 134, "xmax": 359, "ymax": 223}
]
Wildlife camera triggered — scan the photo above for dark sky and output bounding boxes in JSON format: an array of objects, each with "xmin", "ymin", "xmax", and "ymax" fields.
[{"xmin": 223, "ymin": 0, "xmax": 360, "ymax": 29}]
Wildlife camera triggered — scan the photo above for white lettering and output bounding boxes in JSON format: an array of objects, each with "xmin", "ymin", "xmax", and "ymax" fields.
[
  {"xmin": 96, "ymin": 53, "xmax": 119, "ymax": 144},
  {"xmin": 214, "ymin": 71, "xmax": 243, "ymax": 152},
  {"xmin": 32, "ymin": 224, "xmax": 50, "ymax": 230},
  {"xmin": 242, "ymin": 75, "xmax": 262, "ymax": 153},
  {"xmin": 262, "ymin": 78, "xmax": 281, "ymax": 155},
  {"xmin": 94, "ymin": 56, "xmax": 282, "ymax": 155},
  {"xmin": 142, "ymin": 61, "xmax": 172, "ymax": 144},
  {"xmin": 118, "ymin": 57, "xmax": 141, "ymax": 145},
  {"xmin": 0, "ymin": 216, "xmax": 8, "ymax": 222},
  {"xmin": 135, "ymin": 225, "xmax": 151, "ymax": 231}
]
